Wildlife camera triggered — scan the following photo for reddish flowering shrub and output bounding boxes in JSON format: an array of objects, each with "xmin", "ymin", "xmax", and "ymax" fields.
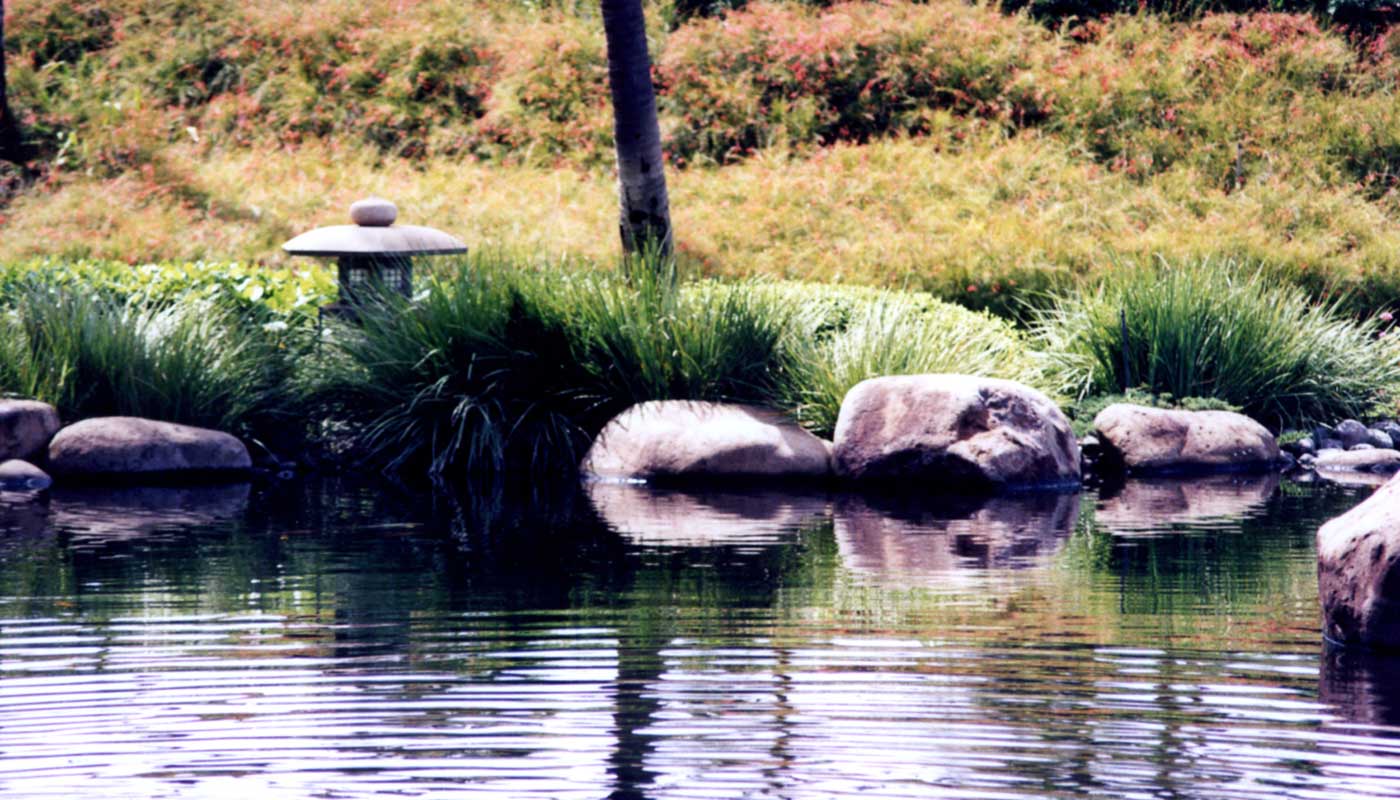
[
  {"xmin": 474, "ymin": 24, "xmax": 614, "ymax": 165},
  {"xmin": 655, "ymin": 2, "xmax": 1059, "ymax": 164}
]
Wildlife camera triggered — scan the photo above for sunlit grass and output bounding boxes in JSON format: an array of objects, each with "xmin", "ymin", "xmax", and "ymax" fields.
[{"xmin": 5, "ymin": 134, "xmax": 1400, "ymax": 317}]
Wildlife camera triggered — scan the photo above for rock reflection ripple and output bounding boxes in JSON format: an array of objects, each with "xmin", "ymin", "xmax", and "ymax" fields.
[
  {"xmin": 1094, "ymin": 472, "xmax": 1280, "ymax": 536},
  {"xmin": 833, "ymin": 491, "xmax": 1079, "ymax": 577},
  {"xmin": 587, "ymin": 481, "xmax": 831, "ymax": 548},
  {"xmin": 50, "ymin": 483, "xmax": 251, "ymax": 542}
]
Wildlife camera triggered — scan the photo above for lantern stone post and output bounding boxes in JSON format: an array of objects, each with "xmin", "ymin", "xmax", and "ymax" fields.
[{"xmin": 282, "ymin": 198, "xmax": 466, "ymax": 319}]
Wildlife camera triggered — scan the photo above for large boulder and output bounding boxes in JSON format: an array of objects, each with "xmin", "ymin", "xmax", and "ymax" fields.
[
  {"xmin": 832, "ymin": 375, "xmax": 1079, "ymax": 490},
  {"xmin": 48, "ymin": 417, "xmax": 251, "ymax": 478},
  {"xmin": 0, "ymin": 400, "xmax": 61, "ymax": 462},
  {"xmin": 1092, "ymin": 404, "xmax": 1280, "ymax": 474},
  {"xmin": 1318, "ymin": 474, "xmax": 1400, "ymax": 650},
  {"xmin": 581, "ymin": 401, "xmax": 832, "ymax": 482}
]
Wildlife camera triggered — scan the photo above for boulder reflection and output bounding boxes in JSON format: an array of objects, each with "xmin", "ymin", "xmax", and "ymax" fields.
[
  {"xmin": 50, "ymin": 483, "xmax": 251, "ymax": 540},
  {"xmin": 1321, "ymin": 646, "xmax": 1400, "ymax": 728},
  {"xmin": 834, "ymin": 491, "xmax": 1079, "ymax": 576},
  {"xmin": 587, "ymin": 481, "xmax": 831, "ymax": 547},
  {"xmin": 1094, "ymin": 473, "xmax": 1279, "ymax": 536}
]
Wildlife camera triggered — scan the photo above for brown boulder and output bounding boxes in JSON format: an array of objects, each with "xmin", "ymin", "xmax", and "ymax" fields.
[
  {"xmin": 581, "ymin": 401, "xmax": 832, "ymax": 482},
  {"xmin": 48, "ymin": 417, "xmax": 251, "ymax": 478},
  {"xmin": 1318, "ymin": 474, "xmax": 1400, "ymax": 649},
  {"xmin": 1093, "ymin": 404, "xmax": 1280, "ymax": 474},
  {"xmin": 832, "ymin": 375, "xmax": 1079, "ymax": 490},
  {"xmin": 0, "ymin": 400, "xmax": 60, "ymax": 462}
]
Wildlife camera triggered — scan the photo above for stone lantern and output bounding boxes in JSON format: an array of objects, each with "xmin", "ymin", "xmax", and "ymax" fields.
[{"xmin": 282, "ymin": 197, "xmax": 466, "ymax": 318}]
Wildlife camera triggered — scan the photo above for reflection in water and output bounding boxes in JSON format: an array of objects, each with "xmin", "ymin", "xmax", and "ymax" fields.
[
  {"xmin": 833, "ymin": 491, "xmax": 1079, "ymax": 576},
  {"xmin": 0, "ymin": 493, "xmax": 50, "ymax": 539},
  {"xmin": 1, "ymin": 479, "xmax": 1398, "ymax": 799},
  {"xmin": 1094, "ymin": 472, "xmax": 1279, "ymax": 535},
  {"xmin": 50, "ymin": 483, "xmax": 251, "ymax": 540},
  {"xmin": 1321, "ymin": 646, "xmax": 1400, "ymax": 728},
  {"xmin": 588, "ymin": 481, "xmax": 831, "ymax": 547}
]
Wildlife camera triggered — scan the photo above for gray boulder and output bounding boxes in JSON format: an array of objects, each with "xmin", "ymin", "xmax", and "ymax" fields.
[
  {"xmin": 48, "ymin": 417, "xmax": 251, "ymax": 478},
  {"xmin": 1370, "ymin": 429, "xmax": 1396, "ymax": 450},
  {"xmin": 582, "ymin": 401, "xmax": 832, "ymax": 482},
  {"xmin": 1318, "ymin": 474, "xmax": 1400, "ymax": 649},
  {"xmin": 1377, "ymin": 421, "xmax": 1400, "ymax": 445},
  {"xmin": 832, "ymin": 375, "xmax": 1079, "ymax": 490},
  {"xmin": 1092, "ymin": 404, "xmax": 1280, "ymax": 474},
  {"xmin": 1336, "ymin": 419, "xmax": 1370, "ymax": 449},
  {"xmin": 0, "ymin": 460, "xmax": 52, "ymax": 491},
  {"xmin": 0, "ymin": 400, "xmax": 61, "ymax": 462}
]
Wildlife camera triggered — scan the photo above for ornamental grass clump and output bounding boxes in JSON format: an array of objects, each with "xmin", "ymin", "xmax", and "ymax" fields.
[
  {"xmin": 1032, "ymin": 256, "xmax": 1400, "ymax": 427},
  {"xmin": 0, "ymin": 285, "xmax": 280, "ymax": 431},
  {"xmin": 303, "ymin": 253, "xmax": 801, "ymax": 480},
  {"xmin": 771, "ymin": 284, "xmax": 1040, "ymax": 438},
  {"xmin": 301, "ymin": 257, "xmax": 586, "ymax": 480}
]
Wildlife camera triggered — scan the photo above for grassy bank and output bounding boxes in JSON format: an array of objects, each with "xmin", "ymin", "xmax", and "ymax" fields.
[
  {"xmin": 3, "ymin": 1, "xmax": 1400, "ymax": 314},
  {"xmin": 0, "ymin": 256, "xmax": 1394, "ymax": 480}
]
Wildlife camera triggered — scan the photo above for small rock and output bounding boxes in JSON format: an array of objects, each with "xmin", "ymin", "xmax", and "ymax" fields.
[
  {"xmin": 1093, "ymin": 404, "xmax": 1280, "ymax": 474},
  {"xmin": 1314, "ymin": 424, "xmax": 1336, "ymax": 446},
  {"xmin": 832, "ymin": 375, "xmax": 1079, "ymax": 490},
  {"xmin": 1295, "ymin": 436, "xmax": 1317, "ymax": 455},
  {"xmin": 1319, "ymin": 474, "xmax": 1400, "ymax": 649},
  {"xmin": 582, "ymin": 401, "xmax": 832, "ymax": 482},
  {"xmin": 1378, "ymin": 421, "xmax": 1400, "ymax": 444},
  {"xmin": 1320, "ymin": 438, "xmax": 1346, "ymax": 452},
  {"xmin": 1350, "ymin": 443, "xmax": 1377, "ymax": 452},
  {"xmin": 1369, "ymin": 429, "xmax": 1395, "ymax": 449},
  {"xmin": 1299, "ymin": 453, "xmax": 1316, "ymax": 467},
  {"xmin": 0, "ymin": 400, "xmax": 61, "ymax": 462},
  {"xmin": 48, "ymin": 417, "xmax": 252, "ymax": 478},
  {"xmin": 1336, "ymin": 419, "xmax": 1370, "ymax": 449},
  {"xmin": 1315, "ymin": 448, "xmax": 1400, "ymax": 474},
  {"xmin": 0, "ymin": 459, "xmax": 52, "ymax": 491},
  {"xmin": 349, "ymin": 197, "xmax": 398, "ymax": 227}
]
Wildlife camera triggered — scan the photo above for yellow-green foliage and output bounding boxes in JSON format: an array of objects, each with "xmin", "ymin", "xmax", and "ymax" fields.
[{"xmin": 4, "ymin": 0, "xmax": 1400, "ymax": 312}]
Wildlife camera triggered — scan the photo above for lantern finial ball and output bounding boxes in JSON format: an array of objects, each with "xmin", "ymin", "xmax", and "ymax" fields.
[{"xmin": 350, "ymin": 197, "xmax": 398, "ymax": 227}]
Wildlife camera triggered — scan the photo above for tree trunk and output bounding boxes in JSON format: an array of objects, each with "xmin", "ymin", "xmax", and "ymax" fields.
[
  {"xmin": 601, "ymin": 0, "xmax": 671, "ymax": 258},
  {"xmin": 0, "ymin": 0, "xmax": 24, "ymax": 164}
]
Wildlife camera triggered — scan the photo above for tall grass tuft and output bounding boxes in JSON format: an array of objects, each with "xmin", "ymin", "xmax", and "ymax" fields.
[
  {"xmin": 0, "ymin": 284, "xmax": 279, "ymax": 431},
  {"xmin": 772, "ymin": 284, "xmax": 1039, "ymax": 438},
  {"xmin": 301, "ymin": 253, "xmax": 800, "ymax": 480},
  {"xmin": 301, "ymin": 257, "xmax": 586, "ymax": 479},
  {"xmin": 1031, "ymin": 256, "xmax": 1400, "ymax": 427}
]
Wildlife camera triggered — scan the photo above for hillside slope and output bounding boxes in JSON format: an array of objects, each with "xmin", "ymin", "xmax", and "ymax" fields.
[{"xmin": 2, "ymin": 0, "xmax": 1399, "ymax": 313}]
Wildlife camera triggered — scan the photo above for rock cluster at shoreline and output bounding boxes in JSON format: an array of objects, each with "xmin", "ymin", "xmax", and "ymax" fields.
[
  {"xmin": 579, "ymin": 376, "xmax": 1291, "ymax": 491},
  {"xmin": 1284, "ymin": 418, "xmax": 1400, "ymax": 480},
  {"xmin": 0, "ymin": 400, "xmax": 252, "ymax": 492}
]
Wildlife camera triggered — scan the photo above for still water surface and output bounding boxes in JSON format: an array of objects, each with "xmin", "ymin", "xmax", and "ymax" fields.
[{"xmin": 2, "ymin": 475, "xmax": 1399, "ymax": 799}]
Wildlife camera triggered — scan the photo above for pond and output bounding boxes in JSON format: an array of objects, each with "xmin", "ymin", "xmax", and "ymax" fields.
[{"xmin": 2, "ymin": 475, "xmax": 1399, "ymax": 799}]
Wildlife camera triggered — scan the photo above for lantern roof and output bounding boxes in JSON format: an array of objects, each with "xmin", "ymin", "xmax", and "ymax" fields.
[{"xmin": 282, "ymin": 198, "xmax": 467, "ymax": 257}]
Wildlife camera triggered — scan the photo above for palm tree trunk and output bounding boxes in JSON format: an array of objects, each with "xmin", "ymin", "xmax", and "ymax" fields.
[
  {"xmin": 600, "ymin": 0, "xmax": 671, "ymax": 258},
  {"xmin": 0, "ymin": 0, "xmax": 24, "ymax": 164}
]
